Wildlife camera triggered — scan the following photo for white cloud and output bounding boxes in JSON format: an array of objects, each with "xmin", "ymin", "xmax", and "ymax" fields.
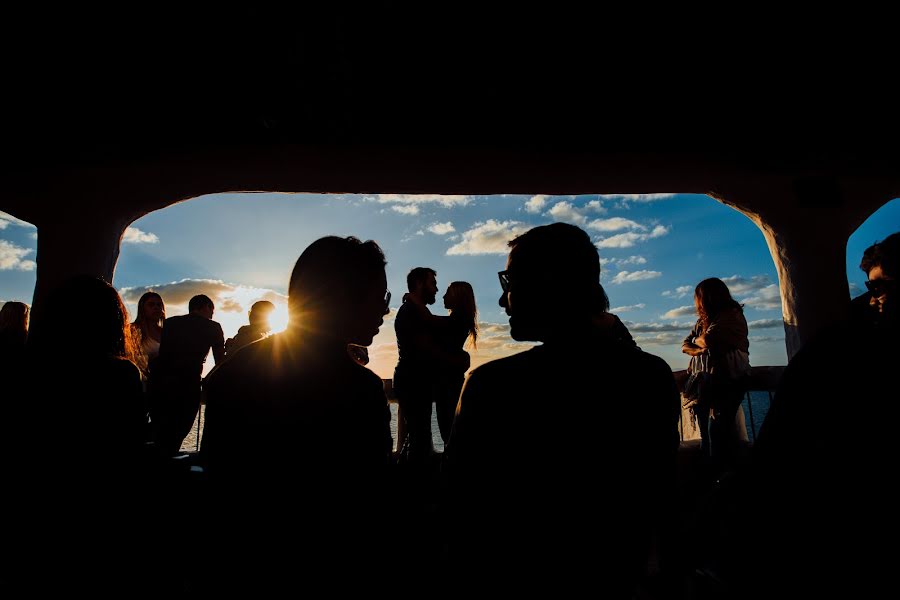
[
  {"xmin": 0, "ymin": 240, "xmax": 36, "ymax": 271},
  {"xmin": 849, "ymin": 282, "xmax": 862, "ymax": 296},
  {"xmin": 585, "ymin": 200, "xmax": 606, "ymax": 214},
  {"xmin": 623, "ymin": 320, "xmax": 692, "ymax": 333},
  {"xmin": 595, "ymin": 224, "xmax": 670, "ymax": 248},
  {"xmin": 545, "ymin": 201, "xmax": 586, "ymax": 225},
  {"xmin": 740, "ymin": 284, "xmax": 782, "ymax": 310},
  {"xmin": 598, "ymin": 193, "xmax": 676, "ymax": 203},
  {"xmin": 748, "ymin": 318, "xmax": 782, "ymax": 329},
  {"xmin": 600, "ymin": 255, "xmax": 648, "ymax": 268},
  {"xmin": 447, "ymin": 220, "xmax": 531, "ymax": 255},
  {"xmin": 524, "ymin": 195, "xmax": 548, "ymax": 213},
  {"xmin": 0, "ymin": 211, "xmax": 35, "ymax": 229},
  {"xmin": 721, "ymin": 274, "xmax": 773, "ymax": 295},
  {"xmin": 426, "ymin": 221, "xmax": 456, "ymax": 235},
  {"xmin": 611, "ymin": 270, "xmax": 662, "ymax": 284},
  {"xmin": 662, "ymin": 285, "xmax": 693, "ymax": 299},
  {"xmin": 661, "ymin": 305, "xmax": 696, "ymax": 319},
  {"xmin": 368, "ymin": 194, "xmax": 472, "ymax": 209},
  {"xmin": 586, "ymin": 217, "xmax": 645, "ymax": 232},
  {"xmin": 633, "ymin": 332, "xmax": 687, "ymax": 346},
  {"xmin": 120, "ymin": 279, "xmax": 237, "ymax": 307},
  {"xmin": 391, "ymin": 204, "xmax": 420, "ymax": 215},
  {"xmin": 122, "ymin": 226, "xmax": 159, "ymax": 244},
  {"xmin": 609, "ymin": 303, "xmax": 645, "ymax": 313}
]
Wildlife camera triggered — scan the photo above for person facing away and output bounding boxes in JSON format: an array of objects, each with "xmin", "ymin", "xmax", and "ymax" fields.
[
  {"xmin": 443, "ymin": 222, "xmax": 681, "ymax": 596},
  {"xmin": 716, "ymin": 231, "xmax": 900, "ymax": 598},
  {"xmin": 150, "ymin": 294, "xmax": 225, "ymax": 456},
  {"xmin": 393, "ymin": 267, "xmax": 469, "ymax": 463},
  {"xmin": 224, "ymin": 299, "xmax": 275, "ymax": 355},
  {"xmin": 20, "ymin": 276, "xmax": 151, "ymax": 593},
  {"xmin": 200, "ymin": 236, "xmax": 392, "ymax": 590},
  {"xmin": 128, "ymin": 291, "xmax": 165, "ymax": 385},
  {"xmin": 432, "ymin": 281, "xmax": 478, "ymax": 443},
  {"xmin": 681, "ymin": 277, "xmax": 750, "ymax": 477},
  {"xmin": 0, "ymin": 301, "xmax": 29, "ymax": 383}
]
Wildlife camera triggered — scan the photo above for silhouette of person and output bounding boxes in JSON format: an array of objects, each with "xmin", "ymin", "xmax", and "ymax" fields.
[
  {"xmin": 433, "ymin": 281, "xmax": 478, "ymax": 443},
  {"xmin": 128, "ymin": 291, "xmax": 165, "ymax": 386},
  {"xmin": 23, "ymin": 276, "xmax": 151, "ymax": 592},
  {"xmin": 681, "ymin": 277, "xmax": 751, "ymax": 477},
  {"xmin": 444, "ymin": 223, "xmax": 680, "ymax": 596},
  {"xmin": 200, "ymin": 236, "xmax": 392, "ymax": 591},
  {"xmin": 150, "ymin": 294, "xmax": 225, "ymax": 456},
  {"xmin": 393, "ymin": 268, "xmax": 469, "ymax": 464},
  {"xmin": 710, "ymin": 232, "xmax": 900, "ymax": 598},
  {"xmin": 224, "ymin": 299, "xmax": 275, "ymax": 355},
  {"xmin": 0, "ymin": 301, "xmax": 29, "ymax": 378}
]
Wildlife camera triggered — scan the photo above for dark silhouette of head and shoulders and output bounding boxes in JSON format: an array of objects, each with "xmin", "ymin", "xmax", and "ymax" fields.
[
  {"xmin": 444, "ymin": 222, "xmax": 680, "ymax": 595},
  {"xmin": 225, "ymin": 299, "xmax": 276, "ymax": 355},
  {"xmin": 729, "ymin": 231, "xmax": 900, "ymax": 597},
  {"xmin": 199, "ymin": 236, "xmax": 392, "ymax": 591},
  {"xmin": 202, "ymin": 236, "xmax": 392, "ymax": 486}
]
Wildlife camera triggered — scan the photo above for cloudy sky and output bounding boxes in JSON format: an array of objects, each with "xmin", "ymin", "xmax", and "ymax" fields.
[{"xmin": 2, "ymin": 194, "xmax": 897, "ymax": 378}]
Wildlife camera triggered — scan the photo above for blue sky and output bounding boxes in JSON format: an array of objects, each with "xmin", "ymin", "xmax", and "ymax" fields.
[{"xmin": 2, "ymin": 194, "xmax": 898, "ymax": 378}]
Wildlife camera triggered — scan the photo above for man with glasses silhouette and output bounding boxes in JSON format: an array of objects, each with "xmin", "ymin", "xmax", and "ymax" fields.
[
  {"xmin": 722, "ymin": 231, "xmax": 900, "ymax": 598},
  {"xmin": 444, "ymin": 222, "xmax": 680, "ymax": 596}
]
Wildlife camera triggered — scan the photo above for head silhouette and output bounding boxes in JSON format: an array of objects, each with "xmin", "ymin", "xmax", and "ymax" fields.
[
  {"xmin": 248, "ymin": 300, "xmax": 276, "ymax": 330},
  {"xmin": 189, "ymin": 294, "xmax": 215, "ymax": 319},
  {"xmin": 132, "ymin": 291, "xmax": 165, "ymax": 329},
  {"xmin": 407, "ymin": 267, "xmax": 438, "ymax": 305},
  {"xmin": 860, "ymin": 231, "xmax": 899, "ymax": 320},
  {"xmin": 288, "ymin": 236, "xmax": 388, "ymax": 346},
  {"xmin": 0, "ymin": 301, "xmax": 29, "ymax": 334},
  {"xmin": 444, "ymin": 281, "xmax": 479, "ymax": 348},
  {"xmin": 693, "ymin": 277, "xmax": 742, "ymax": 327},
  {"xmin": 501, "ymin": 222, "xmax": 606, "ymax": 342},
  {"xmin": 45, "ymin": 276, "xmax": 131, "ymax": 358}
]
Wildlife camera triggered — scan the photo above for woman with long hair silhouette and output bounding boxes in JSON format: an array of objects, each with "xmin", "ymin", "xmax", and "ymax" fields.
[
  {"xmin": 681, "ymin": 277, "xmax": 750, "ymax": 476},
  {"xmin": 433, "ymin": 281, "xmax": 478, "ymax": 443}
]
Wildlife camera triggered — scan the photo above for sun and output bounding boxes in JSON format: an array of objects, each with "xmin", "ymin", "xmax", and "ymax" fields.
[{"xmin": 268, "ymin": 302, "xmax": 290, "ymax": 334}]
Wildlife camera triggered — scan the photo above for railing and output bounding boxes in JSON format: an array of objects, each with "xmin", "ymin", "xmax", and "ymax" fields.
[
  {"xmin": 186, "ymin": 367, "xmax": 786, "ymax": 452},
  {"xmin": 673, "ymin": 366, "xmax": 784, "ymax": 444}
]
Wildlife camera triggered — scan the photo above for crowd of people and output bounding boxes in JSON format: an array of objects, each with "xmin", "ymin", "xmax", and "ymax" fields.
[{"xmin": 2, "ymin": 223, "xmax": 896, "ymax": 597}]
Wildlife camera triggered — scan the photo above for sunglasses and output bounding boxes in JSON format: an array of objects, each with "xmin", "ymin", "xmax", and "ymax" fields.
[
  {"xmin": 498, "ymin": 270, "xmax": 511, "ymax": 293},
  {"xmin": 865, "ymin": 279, "xmax": 896, "ymax": 296},
  {"xmin": 384, "ymin": 290, "xmax": 392, "ymax": 310}
]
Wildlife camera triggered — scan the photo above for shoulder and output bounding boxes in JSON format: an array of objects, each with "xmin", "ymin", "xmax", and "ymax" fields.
[{"xmin": 466, "ymin": 347, "xmax": 539, "ymax": 385}]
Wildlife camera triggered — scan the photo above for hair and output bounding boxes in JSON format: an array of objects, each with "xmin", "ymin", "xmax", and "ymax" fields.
[
  {"xmin": 0, "ymin": 301, "xmax": 29, "ymax": 334},
  {"xmin": 288, "ymin": 236, "xmax": 387, "ymax": 324},
  {"xmin": 446, "ymin": 281, "xmax": 479, "ymax": 348},
  {"xmin": 860, "ymin": 231, "xmax": 900, "ymax": 278},
  {"xmin": 694, "ymin": 277, "xmax": 743, "ymax": 329},
  {"xmin": 189, "ymin": 294, "xmax": 214, "ymax": 313},
  {"xmin": 407, "ymin": 267, "xmax": 437, "ymax": 293},
  {"xmin": 507, "ymin": 222, "xmax": 606, "ymax": 313},
  {"xmin": 249, "ymin": 300, "xmax": 276, "ymax": 326},
  {"xmin": 46, "ymin": 276, "xmax": 132, "ymax": 358},
  {"xmin": 131, "ymin": 291, "xmax": 164, "ymax": 336}
]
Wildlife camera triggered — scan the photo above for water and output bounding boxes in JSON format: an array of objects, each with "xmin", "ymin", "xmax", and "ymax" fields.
[
  {"xmin": 183, "ymin": 391, "xmax": 773, "ymax": 453},
  {"xmin": 181, "ymin": 403, "xmax": 445, "ymax": 454}
]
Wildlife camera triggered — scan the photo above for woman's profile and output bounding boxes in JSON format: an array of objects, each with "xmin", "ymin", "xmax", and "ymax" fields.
[{"xmin": 433, "ymin": 281, "xmax": 478, "ymax": 443}]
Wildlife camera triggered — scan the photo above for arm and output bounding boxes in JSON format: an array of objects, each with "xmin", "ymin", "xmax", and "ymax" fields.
[
  {"xmin": 211, "ymin": 323, "xmax": 226, "ymax": 364},
  {"xmin": 682, "ymin": 321, "xmax": 706, "ymax": 356}
]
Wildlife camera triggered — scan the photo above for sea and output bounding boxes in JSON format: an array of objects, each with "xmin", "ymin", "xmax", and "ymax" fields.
[{"xmin": 181, "ymin": 391, "xmax": 773, "ymax": 453}]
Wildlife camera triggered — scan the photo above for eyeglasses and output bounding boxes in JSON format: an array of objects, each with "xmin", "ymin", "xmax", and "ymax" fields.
[
  {"xmin": 865, "ymin": 278, "xmax": 896, "ymax": 297},
  {"xmin": 498, "ymin": 270, "xmax": 510, "ymax": 293},
  {"xmin": 384, "ymin": 290, "xmax": 392, "ymax": 310}
]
